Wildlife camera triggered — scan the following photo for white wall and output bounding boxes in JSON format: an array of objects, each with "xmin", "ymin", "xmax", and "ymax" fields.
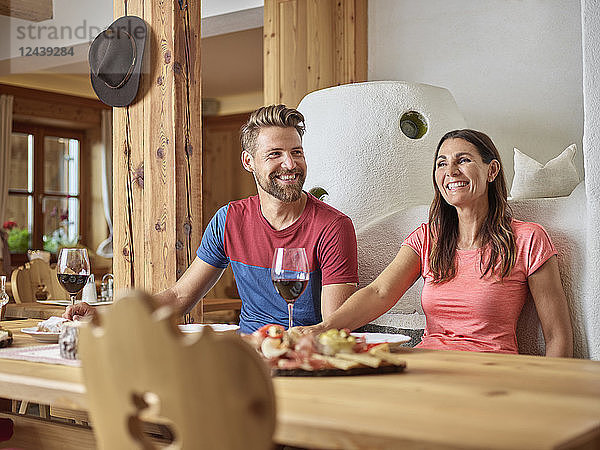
[
  {"xmin": 368, "ymin": 0, "xmax": 584, "ymax": 185},
  {"xmin": 581, "ymin": 0, "xmax": 600, "ymax": 360}
]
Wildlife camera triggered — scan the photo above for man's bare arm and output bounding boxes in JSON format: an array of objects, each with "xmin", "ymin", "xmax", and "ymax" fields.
[
  {"xmin": 154, "ymin": 257, "xmax": 225, "ymax": 315},
  {"xmin": 64, "ymin": 257, "xmax": 224, "ymax": 320},
  {"xmin": 321, "ymin": 283, "xmax": 357, "ymax": 320}
]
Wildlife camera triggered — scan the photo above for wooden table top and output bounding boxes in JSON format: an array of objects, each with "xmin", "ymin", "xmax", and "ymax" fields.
[
  {"xmin": 3, "ymin": 298, "xmax": 242, "ymax": 320},
  {"xmin": 1, "ymin": 319, "xmax": 599, "ymax": 449}
]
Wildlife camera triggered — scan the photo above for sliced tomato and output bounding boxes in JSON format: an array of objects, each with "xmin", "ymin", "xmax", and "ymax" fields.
[{"xmin": 254, "ymin": 324, "xmax": 285, "ymax": 339}]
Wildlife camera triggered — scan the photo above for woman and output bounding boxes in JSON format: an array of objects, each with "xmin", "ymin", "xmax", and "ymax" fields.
[{"xmin": 304, "ymin": 129, "xmax": 573, "ymax": 357}]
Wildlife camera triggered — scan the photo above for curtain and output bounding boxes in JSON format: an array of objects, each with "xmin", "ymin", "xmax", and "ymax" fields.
[
  {"xmin": 0, "ymin": 95, "xmax": 13, "ymax": 274},
  {"xmin": 96, "ymin": 109, "xmax": 113, "ymax": 258}
]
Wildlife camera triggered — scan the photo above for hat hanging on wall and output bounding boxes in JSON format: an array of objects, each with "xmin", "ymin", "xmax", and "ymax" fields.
[{"xmin": 89, "ymin": 16, "xmax": 147, "ymax": 107}]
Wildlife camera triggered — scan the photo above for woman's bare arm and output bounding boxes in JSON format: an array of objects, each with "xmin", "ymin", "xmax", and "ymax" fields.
[
  {"xmin": 306, "ymin": 246, "xmax": 421, "ymax": 333},
  {"xmin": 528, "ymin": 256, "xmax": 573, "ymax": 357}
]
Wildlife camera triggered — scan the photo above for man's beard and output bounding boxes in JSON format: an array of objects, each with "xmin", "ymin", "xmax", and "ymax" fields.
[{"xmin": 255, "ymin": 169, "xmax": 306, "ymax": 202}]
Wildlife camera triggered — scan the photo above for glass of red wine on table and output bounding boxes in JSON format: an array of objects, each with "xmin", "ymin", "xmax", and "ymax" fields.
[
  {"xmin": 271, "ymin": 248, "xmax": 309, "ymax": 330},
  {"xmin": 57, "ymin": 248, "xmax": 91, "ymax": 306}
]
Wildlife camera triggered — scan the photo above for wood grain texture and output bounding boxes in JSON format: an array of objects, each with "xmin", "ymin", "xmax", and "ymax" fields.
[
  {"xmin": 78, "ymin": 291, "xmax": 275, "ymax": 450},
  {"xmin": 143, "ymin": 0, "xmax": 177, "ymax": 295},
  {"xmin": 0, "ymin": 0, "xmax": 52, "ymax": 21},
  {"xmin": 263, "ymin": 0, "xmax": 368, "ymax": 107},
  {"xmin": 1, "ymin": 318, "xmax": 600, "ymax": 450},
  {"xmin": 5, "ymin": 302, "xmax": 65, "ymax": 319},
  {"xmin": 173, "ymin": 0, "xmax": 203, "ymax": 321},
  {"xmin": 10, "ymin": 259, "xmax": 64, "ymax": 303},
  {"xmin": 202, "ymin": 113, "xmax": 255, "ymax": 300},
  {"xmin": 0, "ymin": 84, "xmax": 106, "ymax": 128},
  {"xmin": 0, "ymin": 412, "xmax": 95, "ymax": 450},
  {"xmin": 112, "ymin": 0, "xmax": 202, "ymax": 315}
]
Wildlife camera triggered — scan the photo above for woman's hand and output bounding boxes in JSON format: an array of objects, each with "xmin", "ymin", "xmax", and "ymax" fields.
[{"xmin": 63, "ymin": 302, "xmax": 97, "ymax": 321}]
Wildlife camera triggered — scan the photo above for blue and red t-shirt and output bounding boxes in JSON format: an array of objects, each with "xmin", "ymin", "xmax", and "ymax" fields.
[{"xmin": 197, "ymin": 193, "xmax": 358, "ymax": 333}]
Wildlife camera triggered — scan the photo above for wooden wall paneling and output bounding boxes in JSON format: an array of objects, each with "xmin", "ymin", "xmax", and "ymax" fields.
[
  {"xmin": 0, "ymin": 0, "xmax": 53, "ymax": 22},
  {"xmin": 202, "ymin": 128, "xmax": 233, "ymax": 300},
  {"xmin": 335, "ymin": 0, "xmax": 367, "ymax": 83},
  {"xmin": 111, "ymin": 4, "xmax": 127, "ymax": 290},
  {"xmin": 263, "ymin": 0, "xmax": 280, "ymax": 105},
  {"xmin": 307, "ymin": 0, "xmax": 334, "ymax": 92},
  {"xmin": 112, "ymin": 0, "xmax": 202, "ymax": 315},
  {"xmin": 280, "ymin": 0, "xmax": 308, "ymax": 108},
  {"xmin": 202, "ymin": 113, "xmax": 255, "ymax": 300},
  {"xmin": 128, "ymin": 1, "xmax": 147, "ymax": 291},
  {"xmin": 113, "ymin": 0, "xmax": 145, "ymax": 291},
  {"xmin": 143, "ymin": 0, "xmax": 176, "ymax": 296},
  {"xmin": 173, "ymin": 0, "xmax": 203, "ymax": 322},
  {"xmin": 263, "ymin": 0, "xmax": 368, "ymax": 108},
  {"xmin": 112, "ymin": 103, "xmax": 131, "ymax": 289},
  {"xmin": 79, "ymin": 133, "xmax": 91, "ymax": 249},
  {"xmin": 354, "ymin": 0, "xmax": 368, "ymax": 82},
  {"xmin": 0, "ymin": 84, "xmax": 106, "ymax": 129},
  {"xmin": 12, "ymin": 98, "xmax": 102, "ymax": 128}
]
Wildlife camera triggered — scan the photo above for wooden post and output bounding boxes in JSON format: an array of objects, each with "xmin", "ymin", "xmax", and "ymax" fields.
[
  {"xmin": 264, "ymin": 0, "xmax": 367, "ymax": 107},
  {"xmin": 112, "ymin": 0, "xmax": 202, "ymax": 321}
]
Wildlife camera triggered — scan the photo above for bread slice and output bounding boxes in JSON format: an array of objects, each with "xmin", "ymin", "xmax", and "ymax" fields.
[
  {"xmin": 312, "ymin": 353, "xmax": 361, "ymax": 370},
  {"xmin": 335, "ymin": 352, "xmax": 382, "ymax": 368}
]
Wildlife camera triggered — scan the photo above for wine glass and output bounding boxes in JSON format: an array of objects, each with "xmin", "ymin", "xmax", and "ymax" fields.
[
  {"xmin": 271, "ymin": 248, "xmax": 309, "ymax": 330},
  {"xmin": 57, "ymin": 248, "xmax": 91, "ymax": 306}
]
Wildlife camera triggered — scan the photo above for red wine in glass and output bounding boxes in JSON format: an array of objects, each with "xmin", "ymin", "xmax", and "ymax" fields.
[
  {"xmin": 272, "ymin": 279, "xmax": 308, "ymax": 303},
  {"xmin": 57, "ymin": 248, "xmax": 91, "ymax": 306},
  {"xmin": 57, "ymin": 274, "xmax": 89, "ymax": 294},
  {"xmin": 271, "ymin": 248, "xmax": 309, "ymax": 329}
]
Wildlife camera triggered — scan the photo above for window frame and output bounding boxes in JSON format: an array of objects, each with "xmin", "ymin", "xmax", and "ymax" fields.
[{"xmin": 9, "ymin": 122, "xmax": 87, "ymax": 251}]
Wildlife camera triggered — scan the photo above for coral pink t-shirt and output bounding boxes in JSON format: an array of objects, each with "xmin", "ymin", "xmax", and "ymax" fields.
[{"xmin": 402, "ymin": 220, "xmax": 557, "ymax": 354}]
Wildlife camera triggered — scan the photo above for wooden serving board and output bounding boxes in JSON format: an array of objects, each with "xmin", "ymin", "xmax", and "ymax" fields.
[{"xmin": 272, "ymin": 361, "xmax": 406, "ymax": 377}]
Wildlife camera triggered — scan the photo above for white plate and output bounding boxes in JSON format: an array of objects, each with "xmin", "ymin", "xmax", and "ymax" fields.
[
  {"xmin": 178, "ymin": 324, "xmax": 239, "ymax": 333},
  {"xmin": 36, "ymin": 300, "xmax": 113, "ymax": 307},
  {"xmin": 350, "ymin": 332, "xmax": 411, "ymax": 345},
  {"xmin": 20, "ymin": 327, "xmax": 60, "ymax": 343}
]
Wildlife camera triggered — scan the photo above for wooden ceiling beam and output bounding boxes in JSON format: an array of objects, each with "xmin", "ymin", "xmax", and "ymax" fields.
[{"xmin": 0, "ymin": 0, "xmax": 53, "ymax": 22}]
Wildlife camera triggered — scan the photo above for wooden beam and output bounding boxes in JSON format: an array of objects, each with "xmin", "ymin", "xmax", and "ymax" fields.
[
  {"xmin": 0, "ymin": 0, "xmax": 52, "ymax": 22},
  {"xmin": 264, "ymin": 0, "xmax": 368, "ymax": 107},
  {"xmin": 112, "ymin": 1, "xmax": 203, "ymax": 320}
]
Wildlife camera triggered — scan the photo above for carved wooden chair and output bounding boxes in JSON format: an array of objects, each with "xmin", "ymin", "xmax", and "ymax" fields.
[
  {"xmin": 10, "ymin": 259, "xmax": 63, "ymax": 303},
  {"xmin": 78, "ymin": 290, "xmax": 275, "ymax": 450}
]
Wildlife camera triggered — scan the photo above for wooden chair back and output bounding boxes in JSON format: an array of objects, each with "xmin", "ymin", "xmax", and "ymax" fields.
[
  {"xmin": 10, "ymin": 259, "xmax": 63, "ymax": 303},
  {"xmin": 78, "ymin": 291, "xmax": 276, "ymax": 450}
]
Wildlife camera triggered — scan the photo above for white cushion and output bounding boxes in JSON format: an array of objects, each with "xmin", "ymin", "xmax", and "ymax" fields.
[{"xmin": 510, "ymin": 144, "xmax": 580, "ymax": 199}]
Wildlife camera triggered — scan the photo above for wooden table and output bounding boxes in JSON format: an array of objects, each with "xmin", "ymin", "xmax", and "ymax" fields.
[
  {"xmin": 1, "ymin": 320, "xmax": 600, "ymax": 449},
  {"xmin": 3, "ymin": 298, "xmax": 242, "ymax": 320}
]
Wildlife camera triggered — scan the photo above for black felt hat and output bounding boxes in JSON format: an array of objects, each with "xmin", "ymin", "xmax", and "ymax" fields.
[{"xmin": 89, "ymin": 16, "xmax": 147, "ymax": 107}]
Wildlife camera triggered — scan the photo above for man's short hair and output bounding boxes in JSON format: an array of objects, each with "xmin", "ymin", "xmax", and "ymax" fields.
[{"xmin": 240, "ymin": 104, "xmax": 305, "ymax": 155}]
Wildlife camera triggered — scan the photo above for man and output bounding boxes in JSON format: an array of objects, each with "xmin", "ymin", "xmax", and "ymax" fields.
[{"xmin": 65, "ymin": 105, "xmax": 358, "ymax": 332}]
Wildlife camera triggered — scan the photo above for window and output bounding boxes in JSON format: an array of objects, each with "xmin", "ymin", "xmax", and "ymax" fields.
[{"xmin": 6, "ymin": 123, "xmax": 84, "ymax": 253}]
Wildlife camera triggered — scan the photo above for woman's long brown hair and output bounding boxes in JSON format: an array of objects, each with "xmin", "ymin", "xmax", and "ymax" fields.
[{"xmin": 428, "ymin": 129, "xmax": 516, "ymax": 283}]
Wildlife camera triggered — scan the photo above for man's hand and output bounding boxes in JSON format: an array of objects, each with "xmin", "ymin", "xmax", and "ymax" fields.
[
  {"xmin": 292, "ymin": 323, "xmax": 327, "ymax": 337},
  {"xmin": 63, "ymin": 302, "xmax": 97, "ymax": 321}
]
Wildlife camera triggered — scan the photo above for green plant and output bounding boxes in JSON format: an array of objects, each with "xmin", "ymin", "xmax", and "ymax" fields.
[
  {"xmin": 43, "ymin": 227, "xmax": 77, "ymax": 254},
  {"xmin": 43, "ymin": 207, "xmax": 78, "ymax": 253},
  {"xmin": 7, "ymin": 227, "xmax": 30, "ymax": 253}
]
